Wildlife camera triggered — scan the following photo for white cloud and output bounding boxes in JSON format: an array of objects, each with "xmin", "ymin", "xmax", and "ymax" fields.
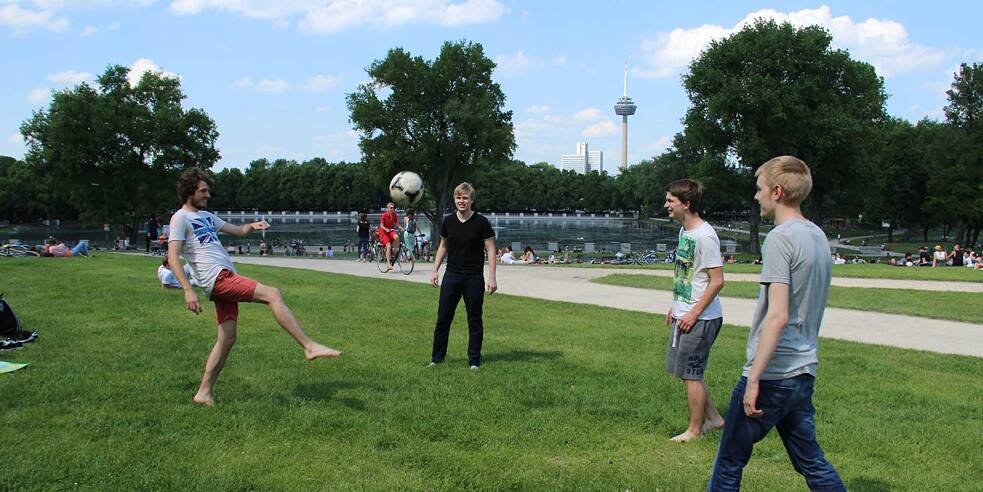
[
  {"xmin": 0, "ymin": 3, "xmax": 69, "ymax": 32},
  {"xmin": 581, "ymin": 119, "xmax": 617, "ymax": 137},
  {"xmin": 27, "ymin": 87, "xmax": 51, "ymax": 103},
  {"xmin": 48, "ymin": 70, "xmax": 93, "ymax": 85},
  {"xmin": 256, "ymin": 78, "xmax": 290, "ymax": 93},
  {"xmin": 127, "ymin": 58, "xmax": 179, "ymax": 86},
  {"xmin": 236, "ymin": 74, "xmax": 342, "ymax": 93},
  {"xmin": 572, "ymin": 107, "xmax": 603, "ymax": 122},
  {"xmin": 637, "ymin": 5, "xmax": 947, "ymax": 79},
  {"xmin": 495, "ymin": 50, "xmax": 533, "ymax": 76},
  {"xmin": 524, "ymin": 105, "xmax": 550, "ymax": 114},
  {"xmin": 647, "ymin": 135, "xmax": 672, "ymax": 151},
  {"xmin": 169, "ymin": 0, "xmax": 507, "ymax": 32},
  {"xmin": 495, "ymin": 50, "xmax": 566, "ymax": 77},
  {"xmin": 303, "ymin": 74, "xmax": 342, "ymax": 92},
  {"xmin": 80, "ymin": 25, "xmax": 97, "ymax": 35}
]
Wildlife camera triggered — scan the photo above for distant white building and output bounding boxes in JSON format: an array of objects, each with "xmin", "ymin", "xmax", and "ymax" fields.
[{"xmin": 560, "ymin": 142, "xmax": 603, "ymax": 174}]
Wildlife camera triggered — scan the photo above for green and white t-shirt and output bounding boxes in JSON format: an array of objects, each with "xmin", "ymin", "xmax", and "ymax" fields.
[{"xmin": 671, "ymin": 221, "xmax": 723, "ymax": 320}]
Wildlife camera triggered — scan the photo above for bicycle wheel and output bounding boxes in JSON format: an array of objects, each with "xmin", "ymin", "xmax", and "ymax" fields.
[
  {"xmin": 400, "ymin": 245, "xmax": 414, "ymax": 275},
  {"xmin": 375, "ymin": 244, "xmax": 389, "ymax": 273}
]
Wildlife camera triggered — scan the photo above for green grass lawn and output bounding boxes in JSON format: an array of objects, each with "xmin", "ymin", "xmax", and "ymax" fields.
[
  {"xmin": 1, "ymin": 256, "xmax": 981, "ymax": 490},
  {"xmin": 560, "ymin": 261, "xmax": 983, "ymax": 282},
  {"xmin": 591, "ymin": 274, "xmax": 983, "ymax": 325}
]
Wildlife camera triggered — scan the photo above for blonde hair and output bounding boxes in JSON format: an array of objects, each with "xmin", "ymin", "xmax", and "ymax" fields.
[
  {"xmin": 453, "ymin": 182, "xmax": 475, "ymax": 200},
  {"xmin": 755, "ymin": 156, "xmax": 812, "ymax": 206}
]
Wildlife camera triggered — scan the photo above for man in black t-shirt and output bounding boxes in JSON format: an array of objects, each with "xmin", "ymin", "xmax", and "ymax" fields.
[{"xmin": 430, "ymin": 182, "xmax": 497, "ymax": 369}]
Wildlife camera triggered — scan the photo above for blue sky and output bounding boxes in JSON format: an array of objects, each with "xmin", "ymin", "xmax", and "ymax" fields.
[{"xmin": 2, "ymin": 1, "xmax": 981, "ymax": 173}]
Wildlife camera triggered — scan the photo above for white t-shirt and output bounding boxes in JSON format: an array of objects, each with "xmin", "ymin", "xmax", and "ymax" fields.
[
  {"xmin": 167, "ymin": 209, "xmax": 236, "ymax": 296},
  {"xmin": 671, "ymin": 221, "xmax": 724, "ymax": 320}
]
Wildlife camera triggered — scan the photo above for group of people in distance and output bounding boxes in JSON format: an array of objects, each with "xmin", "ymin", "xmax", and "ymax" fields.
[
  {"xmin": 361, "ymin": 202, "xmax": 428, "ymax": 268},
  {"xmin": 164, "ymin": 155, "xmax": 843, "ymax": 490},
  {"xmin": 890, "ymin": 244, "xmax": 982, "ymax": 268}
]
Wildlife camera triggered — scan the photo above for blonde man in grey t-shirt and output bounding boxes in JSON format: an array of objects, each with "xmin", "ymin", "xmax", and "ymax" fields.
[
  {"xmin": 663, "ymin": 179, "xmax": 725, "ymax": 443},
  {"xmin": 708, "ymin": 157, "xmax": 845, "ymax": 491}
]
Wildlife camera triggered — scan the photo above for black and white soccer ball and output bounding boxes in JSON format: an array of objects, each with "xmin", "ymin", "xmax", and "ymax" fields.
[{"xmin": 389, "ymin": 171, "xmax": 424, "ymax": 206}]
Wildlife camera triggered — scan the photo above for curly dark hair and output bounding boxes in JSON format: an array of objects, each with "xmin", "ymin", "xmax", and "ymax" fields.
[{"xmin": 177, "ymin": 168, "xmax": 213, "ymax": 204}]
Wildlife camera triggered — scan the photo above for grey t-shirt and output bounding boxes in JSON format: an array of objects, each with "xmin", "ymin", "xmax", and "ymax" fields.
[{"xmin": 743, "ymin": 219, "xmax": 832, "ymax": 380}]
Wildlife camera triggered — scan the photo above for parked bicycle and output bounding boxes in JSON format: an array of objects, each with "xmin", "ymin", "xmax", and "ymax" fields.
[{"xmin": 0, "ymin": 241, "xmax": 39, "ymax": 257}]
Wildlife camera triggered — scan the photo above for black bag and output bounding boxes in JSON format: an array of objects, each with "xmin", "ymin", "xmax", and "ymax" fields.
[{"xmin": 0, "ymin": 294, "xmax": 37, "ymax": 344}]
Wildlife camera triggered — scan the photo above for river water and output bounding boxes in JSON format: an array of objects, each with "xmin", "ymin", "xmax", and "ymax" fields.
[{"xmin": 2, "ymin": 215, "xmax": 684, "ymax": 253}]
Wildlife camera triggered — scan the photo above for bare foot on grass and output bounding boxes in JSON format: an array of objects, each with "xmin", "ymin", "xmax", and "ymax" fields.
[
  {"xmin": 193, "ymin": 393, "xmax": 215, "ymax": 407},
  {"xmin": 669, "ymin": 430, "xmax": 701, "ymax": 443},
  {"xmin": 305, "ymin": 343, "xmax": 342, "ymax": 360},
  {"xmin": 702, "ymin": 417, "xmax": 724, "ymax": 434}
]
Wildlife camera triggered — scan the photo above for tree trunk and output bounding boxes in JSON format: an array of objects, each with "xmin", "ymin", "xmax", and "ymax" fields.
[
  {"xmin": 749, "ymin": 203, "xmax": 761, "ymax": 257},
  {"xmin": 922, "ymin": 225, "xmax": 929, "ymax": 242},
  {"xmin": 887, "ymin": 224, "xmax": 894, "ymax": 243}
]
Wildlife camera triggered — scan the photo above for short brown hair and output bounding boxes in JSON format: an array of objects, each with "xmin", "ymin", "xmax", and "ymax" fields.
[
  {"xmin": 454, "ymin": 182, "xmax": 475, "ymax": 200},
  {"xmin": 665, "ymin": 179, "xmax": 704, "ymax": 213},
  {"xmin": 177, "ymin": 168, "xmax": 213, "ymax": 204},
  {"xmin": 755, "ymin": 156, "xmax": 812, "ymax": 206}
]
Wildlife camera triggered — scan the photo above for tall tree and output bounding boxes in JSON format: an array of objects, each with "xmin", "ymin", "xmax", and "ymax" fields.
[
  {"xmin": 20, "ymin": 65, "xmax": 219, "ymax": 240},
  {"xmin": 681, "ymin": 20, "xmax": 886, "ymax": 253},
  {"xmin": 939, "ymin": 62, "xmax": 983, "ymax": 245},
  {"xmin": 347, "ymin": 40, "xmax": 515, "ymax": 230}
]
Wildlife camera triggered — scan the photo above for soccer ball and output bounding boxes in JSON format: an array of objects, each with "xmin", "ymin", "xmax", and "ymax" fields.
[{"xmin": 389, "ymin": 171, "xmax": 424, "ymax": 206}]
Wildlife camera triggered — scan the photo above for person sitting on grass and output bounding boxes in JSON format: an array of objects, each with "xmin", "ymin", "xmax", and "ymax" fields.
[
  {"xmin": 932, "ymin": 245, "xmax": 948, "ymax": 267},
  {"xmin": 521, "ymin": 246, "xmax": 537, "ymax": 263},
  {"xmin": 167, "ymin": 168, "xmax": 341, "ymax": 407},
  {"xmin": 158, "ymin": 257, "xmax": 197, "ymax": 289},
  {"xmin": 41, "ymin": 237, "xmax": 89, "ymax": 257},
  {"xmin": 500, "ymin": 245, "xmax": 518, "ymax": 264}
]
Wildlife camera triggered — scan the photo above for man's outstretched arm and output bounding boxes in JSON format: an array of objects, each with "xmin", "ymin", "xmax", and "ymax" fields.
[{"xmin": 220, "ymin": 220, "xmax": 270, "ymax": 237}]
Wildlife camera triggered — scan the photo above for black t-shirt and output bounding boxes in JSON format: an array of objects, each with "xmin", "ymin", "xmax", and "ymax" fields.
[
  {"xmin": 919, "ymin": 251, "xmax": 931, "ymax": 263},
  {"xmin": 440, "ymin": 212, "xmax": 495, "ymax": 274},
  {"xmin": 356, "ymin": 220, "xmax": 370, "ymax": 239},
  {"xmin": 146, "ymin": 219, "xmax": 158, "ymax": 238},
  {"xmin": 952, "ymin": 251, "xmax": 964, "ymax": 266}
]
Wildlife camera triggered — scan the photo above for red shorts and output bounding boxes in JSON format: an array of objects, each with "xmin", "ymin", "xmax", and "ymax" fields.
[
  {"xmin": 211, "ymin": 269, "xmax": 258, "ymax": 324},
  {"xmin": 377, "ymin": 229, "xmax": 399, "ymax": 246}
]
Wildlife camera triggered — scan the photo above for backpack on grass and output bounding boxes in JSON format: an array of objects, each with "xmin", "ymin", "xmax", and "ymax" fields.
[{"xmin": 0, "ymin": 294, "xmax": 37, "ymax": 347}]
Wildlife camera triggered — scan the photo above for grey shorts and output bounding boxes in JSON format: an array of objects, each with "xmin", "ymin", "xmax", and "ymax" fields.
[{"xmin": 666, "ymin": 317, "xmax": 722, "ymax": 380}]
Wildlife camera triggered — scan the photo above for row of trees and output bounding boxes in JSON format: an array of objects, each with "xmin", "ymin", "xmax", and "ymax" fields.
[{"xmin": 6, "ymin": 24, "xmax": 981, "ymax": 249}]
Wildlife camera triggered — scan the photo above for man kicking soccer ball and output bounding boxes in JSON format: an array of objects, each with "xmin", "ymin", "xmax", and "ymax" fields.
[{"xmin": 167, "ymin": 168, "xmax": 341, "ymax": 406}]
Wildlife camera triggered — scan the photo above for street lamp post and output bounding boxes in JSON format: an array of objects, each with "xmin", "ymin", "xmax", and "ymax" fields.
[{"xmin": 91, "ymin": 183, "xmax": 108, "ymax": 244}]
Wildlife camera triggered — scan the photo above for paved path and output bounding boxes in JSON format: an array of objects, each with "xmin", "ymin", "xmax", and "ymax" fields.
[{"xmin": 232, "ymin": 257, "xmax": 983, "ymax": 358}]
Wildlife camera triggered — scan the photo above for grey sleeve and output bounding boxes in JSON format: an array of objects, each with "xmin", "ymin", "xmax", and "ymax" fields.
[{"xmin": 760, "ymin": 234, "xmax": 791, "ymax": 285}]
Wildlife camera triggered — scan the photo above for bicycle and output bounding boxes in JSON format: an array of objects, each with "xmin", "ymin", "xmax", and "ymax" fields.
[
  {"xmin": 371, "ymin": 228, "xmax": 414, "ymax": 275},
  {"xmin": 0, "ymin": 242, "xmax": 39, "ymax": 257}
]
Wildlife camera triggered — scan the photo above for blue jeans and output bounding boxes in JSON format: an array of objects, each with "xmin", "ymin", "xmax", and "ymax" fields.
[
  {"xmin": 357, "ymin": 238, "xmax": 369, "ymax": 259},
  {"xmin": 708, "ymin": 375, "xmax": 845, "ymax": 491},
  {"xmin": 72, "ymin": 242, "xmax": 89, "ymax": 256}
]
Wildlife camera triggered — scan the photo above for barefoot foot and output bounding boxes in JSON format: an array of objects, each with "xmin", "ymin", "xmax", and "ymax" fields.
[
  {"xmin": 702, "ymin": 417, "xmax": 724, "ymax": 434},
  {"xmin": 669, "ymin": 430, "xmax": 701, "ymax": 443},
  {"xmin": 193, "ymin": 393, "xmax": 215, "ymax": 407},
  {"xmin": 305, "ymin": 343, "xmax": 342, "ymax": 360}
]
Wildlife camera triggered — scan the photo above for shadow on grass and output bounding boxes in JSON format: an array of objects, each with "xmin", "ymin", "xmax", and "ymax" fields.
[
  {"xmin": 293, "ymin": 381, "xmax": 366, "ymax": 410},
  {"xmin": 483, "ymin": 350, "xmax": 563, "ymax": 364},
  {"xmin": 848, "ymin": 478, "xmax": 892, "ymax": 492}
]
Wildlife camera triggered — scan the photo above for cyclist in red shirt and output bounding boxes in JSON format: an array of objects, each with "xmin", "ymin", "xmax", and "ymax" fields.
[{"xmin": 378, "ymin": 202, "xmax": 402, "ymax": 271}]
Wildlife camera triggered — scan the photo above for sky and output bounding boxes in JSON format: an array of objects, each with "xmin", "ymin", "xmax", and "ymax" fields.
[{"xmin": 2, "ymin": 0, "xmax": 981, "ymax": 173}]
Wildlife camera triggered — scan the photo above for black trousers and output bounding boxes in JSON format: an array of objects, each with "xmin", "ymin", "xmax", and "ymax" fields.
[{"xmin": 431, "ymin": 270, "xmax": 485, "ymax": 366}]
